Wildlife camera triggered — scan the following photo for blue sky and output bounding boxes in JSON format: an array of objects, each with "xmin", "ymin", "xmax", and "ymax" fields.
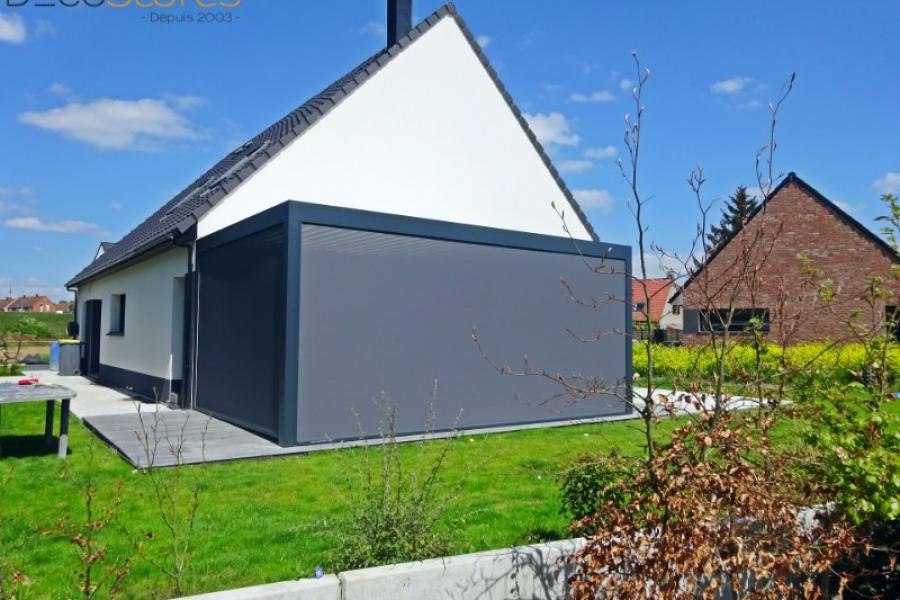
[{"xmin": 1, "ymin": 0, "xmax": 898, "ymax": 300}]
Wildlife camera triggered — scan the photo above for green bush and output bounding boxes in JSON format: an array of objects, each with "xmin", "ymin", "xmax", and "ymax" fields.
[
  {"xmin": 633, "ymin": 342, "xmax": 900, "ymax": 384},
  {"xmin": 558, "ymin": 453, "xmax": 637, "ymax": 536},
  {"xmin": 330, "ymin": 394, "xmax": 462, "ymax": 572},
  {"xmin": 0, "ymin": 313, "xmax": 69, "ymax": 339}
]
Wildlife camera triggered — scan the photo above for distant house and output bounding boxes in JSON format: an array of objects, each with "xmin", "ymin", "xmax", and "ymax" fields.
[
  {"xmin": 0, "ymin": 297, "xmax": 13, "ymax": 312},
  {"xmin": 65, "ymin": 2, "xmax": 631, "ymax": 447},
  {"xmin": 632, "ymin": 278, "xmax": 682, "ymax": 331},
  {"xmin": 673, "ymin": 173, "xmax": 900, "ymax": 343},
  {"xmin": 5, "ymin": 295, "xmax": 58, "ymax": 313}
]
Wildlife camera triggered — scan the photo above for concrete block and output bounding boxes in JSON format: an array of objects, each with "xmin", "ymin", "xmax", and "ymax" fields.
[
  {"xmin": 340, "ymin": 538, "xmax": 585, "ymax": 600},
  {"xmin": 175, "ymin": 575, "xmax": 340, "ymax": 600}
]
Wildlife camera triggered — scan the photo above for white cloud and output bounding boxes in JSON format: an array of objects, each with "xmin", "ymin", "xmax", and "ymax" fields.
[
  {"xmin": 572, "ymin": 188, "xmax": 614, "ymax": 213},
  {"xmin": 540, "ymin": 82, "xmax": 561, "ymax": 92},
  {"xmin": 633, "ymin": 252, "xmax": 688, "ymax": 279},
  {"xmin": 873, "ymin": 172, "xmax": 900, "ymax": 195},
  {"xmin": 359, "ymin": 21, "xmax": 386, "ymax": 36},
  {"xmin": 4, "ymin": 216, "xmax": 106, "ymax": 235},
  {"xmin": 710, "ymin": 77, "xmax": 754, "ymax": 95},
  {"xmin": 108, "ymin": 201, "xmax": 122, "ymax": 211},
  {"xmin": 35, "ymin": 19, "xmax": 55, "ymax": 37},
  {"xmin": 0, "ymin": 185, "xmax": 34, "ymax": 215},
  {"xmin": 834, "ymin": 200, "xmax": 863, "ymax": 215},
  {"xmin": 49, "ymin": 82, "xmax": 70, "ymax": 97},
  {"xmin": 0, "ymin": 185, "xmax": 33, "ymax": 197},
  {"xmin": 164, "ymin": 94, "xmax": 205, "ymax": 111},
  {"xmin": 736, "ymin": 99, "xmax": 762, "ymax": 109},
  {"xmin": 523, "ymin": 112, "xmax": 579, "ymax": 146},
  {"xmin": 48, "ymin": 82, "xmax": 78, "ymax": 102},
  {"xmin": 569, "ymin": 90, "xmax": 615, "ymax": 103},
  {"xmin": 0, "ymin": 13, "xmax": 26, "ymax": 44},
  {"xmin": 557, "ymin": 159, "xmax": 593, "ymax": 174},
  {"xmin": 619, "ymin": 78, "xmax": 633, "ymax": 91},
  {"xmin": 20, "ymin": 98, "xmax": 203, "ymax": 150},
  {"xmin": 584, "ymin": 145, "xmax": 617, "ymax": 160},
  {"xmin": 475, "ymin": 34, "xmax": 491, "ymax": 48}
]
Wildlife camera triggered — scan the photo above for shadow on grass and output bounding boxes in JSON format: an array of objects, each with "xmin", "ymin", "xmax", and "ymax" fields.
[{"xmin": 0, "ymin": 435, "xmax": 62, "ymax": 459}]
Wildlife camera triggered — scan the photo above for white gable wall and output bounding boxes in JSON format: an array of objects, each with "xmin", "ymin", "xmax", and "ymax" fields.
[{"xmin": 197, "ymin": 17, "xmax": 592, "ymax": 240}]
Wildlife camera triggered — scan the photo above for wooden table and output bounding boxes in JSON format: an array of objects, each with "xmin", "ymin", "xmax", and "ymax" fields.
[{"xmin": 0, "ymin": 383, "xmax": 77, "ymax": 458}]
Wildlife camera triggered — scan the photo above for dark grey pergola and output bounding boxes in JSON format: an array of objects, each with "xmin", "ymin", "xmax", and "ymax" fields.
[
  {"xmin": 192, "ymin": 201, "xmax": 632, "ymax": 447},
  {"xmin": 0, "ymin": 383, "xmax": 76, "ymax": 459}
]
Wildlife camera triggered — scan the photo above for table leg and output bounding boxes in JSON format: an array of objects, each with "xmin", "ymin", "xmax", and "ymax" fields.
[
  {"xmin": 44, "ymin": 400, "xmax": 55, "ymax": 446},
  {"xmin": 58, "ymin": 399, "xmax": 70, "ymax": 459}
]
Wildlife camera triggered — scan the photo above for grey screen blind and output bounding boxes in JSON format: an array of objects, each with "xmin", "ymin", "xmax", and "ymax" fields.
[{"xmin": 297, "ymin": 224, "xmax": 627, "ymax": 443}]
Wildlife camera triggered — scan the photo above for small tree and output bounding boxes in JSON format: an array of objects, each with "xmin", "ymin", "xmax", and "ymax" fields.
[
  {"xmin": 0, "ymin": 317, "xmax": 52, "ymax": 372},
  {"xmin": 68, "ymin": 441, "xmax": 131, "ymax": 598},
  {"xmin": 707, "ymin": 185, "xmax": 760, "ymax": 248},
  {"xmin": 129, "ymin": 402, "xmax": 209, "ymax": 597}
]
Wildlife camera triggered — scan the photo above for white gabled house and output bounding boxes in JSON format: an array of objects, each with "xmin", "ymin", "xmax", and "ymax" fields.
[{"xmin": 68, "ymin": 2, "xmax": 631, "ymax": 446}]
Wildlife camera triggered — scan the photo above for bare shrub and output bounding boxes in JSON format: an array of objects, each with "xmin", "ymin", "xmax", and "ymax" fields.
[
  {"xmin": 128, "ymin": 401, "xmax": 209, "ymax": 597},
  {"xmin": 569, "ymin": 411, "xmax": 854, "ymax": 599},
  {"xmin": 66, "ymin": 440, "xmax": 132, "ymax": 598},
  {"xmin": 330, "ymin": 384, "xmax": 466, "ymax": 571}
]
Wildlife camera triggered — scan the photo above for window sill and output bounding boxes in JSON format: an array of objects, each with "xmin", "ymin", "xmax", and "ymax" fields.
[{"xmin": 106, "ymin": 331, "xmax": 125, "ymax": 337}]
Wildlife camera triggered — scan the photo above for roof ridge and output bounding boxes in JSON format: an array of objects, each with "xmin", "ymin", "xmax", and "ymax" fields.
[
  {"xmin": 68, "ymin": 2, "xmax": 598, "ymax": 287},
  {"xmin": 674, "ymin": 172, "xmax": 898, "ymax": 298}
]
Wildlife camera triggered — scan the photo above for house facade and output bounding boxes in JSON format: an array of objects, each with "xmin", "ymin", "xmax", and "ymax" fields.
[
  {"xmin": 66, "ymin": 3, "xmax": 631, "ymax": 446},
  {"xmin": 632, "ymin": 278, "xmax": 682, "ymax": 331},
  {"xmin": 3, "ymin": 295, "xmax": 58, "ymax": 313},
  {"xmin": 675, "ymin": 173, "xmax": 900, "ymax": 344}
]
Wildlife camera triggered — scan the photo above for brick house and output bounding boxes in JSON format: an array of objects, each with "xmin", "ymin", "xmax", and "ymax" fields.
[
  {"xmin": 673, "ymin": 172, "xmax": 900, "ymax": 343},
  {"xmin": 4, "ymin": 295, "xmax": 58, "ymax": 313}
]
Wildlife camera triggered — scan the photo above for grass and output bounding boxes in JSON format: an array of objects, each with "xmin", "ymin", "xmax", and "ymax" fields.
[
  {"xmin": 2, "ymin": 397, "xmax": 894, "ymax": 598},
  {"xmin": 0, "ymin": 312, "xmax": 72, "ymax": 339},
  {"xmin": 0, "ymin": 403, "xmax": 678, "ymax": 599}
]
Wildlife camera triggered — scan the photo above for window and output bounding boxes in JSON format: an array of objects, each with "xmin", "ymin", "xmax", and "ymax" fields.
[
  {"xmin": 699, "ymin": 308, "xmax": 768, "ymax": 333},
  {"xmin": 671, "ymin": 304, "xmax": 681, "ymax": 315},
  {"xmin": 109, "ymin": 294, "xmax": 126, "ymax": 335},
  {"xmin": 635, "ymin": 302, "xmax": 646, "ymax": 311}
]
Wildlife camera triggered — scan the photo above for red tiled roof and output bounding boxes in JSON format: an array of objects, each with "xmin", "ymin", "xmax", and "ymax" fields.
[
  {"xmin": 632, "ymin": 278, "xmax": 673, "ymax": 322},
  {"xmin": 8, "ymin": 295, "xmax": 54, "ymax": 310}
]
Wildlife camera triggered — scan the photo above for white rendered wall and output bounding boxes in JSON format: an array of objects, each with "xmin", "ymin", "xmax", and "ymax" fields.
[
  {"xmin": 658, "ymin": 286, "xmax": 684, "ymax": 330},
  {"xmin": 77, "ymin": 248, "xmax": 188, "ymax": 380},
  {"xmin": 197, "ymin": 17, "xmax": 592, "ymax": 240}
]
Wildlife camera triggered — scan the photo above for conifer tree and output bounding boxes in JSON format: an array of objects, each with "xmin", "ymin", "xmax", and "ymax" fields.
[{"xmin": 707, "ymin": 185, "xmax": 759, "ymax": 248}]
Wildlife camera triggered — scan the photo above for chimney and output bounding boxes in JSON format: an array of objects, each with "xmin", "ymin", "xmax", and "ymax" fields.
[{"xmin": 387, "ymin": 0, "xmax": 412, "ymax": 47}]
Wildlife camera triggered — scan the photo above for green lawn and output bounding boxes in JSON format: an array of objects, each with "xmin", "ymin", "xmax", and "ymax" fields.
[
  {"xmin": 0, "ymin": 312, "xmax": 72, "ymax": 339},
  {"xmin": 0, "ymin": 404, "xmax": 680, "ymax": 599},
  {"xmin": 2, "ymin": 398, "xmax": 887, "ymax": 598}
]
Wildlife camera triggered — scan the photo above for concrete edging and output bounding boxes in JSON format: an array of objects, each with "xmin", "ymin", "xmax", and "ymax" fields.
[{"xmin": 176, "ymin": 538, "xmax": 585, "ymax": 600}]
